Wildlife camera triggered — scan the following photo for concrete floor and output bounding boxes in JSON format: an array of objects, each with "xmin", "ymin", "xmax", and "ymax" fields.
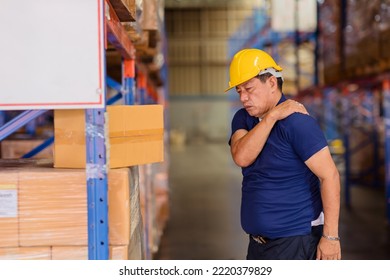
[{"xmin": 155, "ymin": 142, "xmax": 390, "ymax": 260}]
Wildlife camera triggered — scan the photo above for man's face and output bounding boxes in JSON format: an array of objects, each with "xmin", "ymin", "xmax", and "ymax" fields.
[{"xmin": 235, "ymin": 76, "xmax": 273, "ymax": 118}]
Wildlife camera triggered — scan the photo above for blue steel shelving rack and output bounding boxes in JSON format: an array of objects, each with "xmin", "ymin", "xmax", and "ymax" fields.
[{"xmin": 0, "ymin": 1, "xmax": 143, "ymax": 260}]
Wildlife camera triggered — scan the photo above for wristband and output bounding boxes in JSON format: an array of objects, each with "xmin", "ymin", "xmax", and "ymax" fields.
[{"xmin": 322, "ymin": 234, "xmax": 340, "ymax": 241}]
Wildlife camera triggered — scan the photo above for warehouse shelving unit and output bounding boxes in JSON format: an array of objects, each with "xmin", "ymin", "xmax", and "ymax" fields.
[
  {"xmin": 0, "ymin": 0, "xmax": 168, "ymax": 260},
  {"xmin": 229, "ymin": 4, "xmax": 318, "ymax": 95},
  {"xmin": 301, "ymin": 81, "xmax": 383, "ymax": 207},
  {"xmin": 297, "ymin": 0, "xmax": 390, "ymax": 223}
]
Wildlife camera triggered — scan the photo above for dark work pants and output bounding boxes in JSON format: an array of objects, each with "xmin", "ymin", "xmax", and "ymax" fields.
[{"xmin": 246, "ymin": 225, "xmax": 323, "ymax": 260}]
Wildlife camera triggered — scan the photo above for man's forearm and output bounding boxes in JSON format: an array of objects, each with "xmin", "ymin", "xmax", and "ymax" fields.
[
  {"xmin": 231, "ymin": 115, "xmax": 277, "ymax": 167},
  {"xmin": 320, "ymin": 175, "xmax": 341, "ymax": 237}
]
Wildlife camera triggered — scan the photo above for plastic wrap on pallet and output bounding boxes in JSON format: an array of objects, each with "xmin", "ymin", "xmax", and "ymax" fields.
[
  {"xmin": 0, "ymin": 159, "xmax": 145, "ymax": 260},
  {"xmin": 128, "ymin": 165, "xmax": 146, "ymax": 260}
]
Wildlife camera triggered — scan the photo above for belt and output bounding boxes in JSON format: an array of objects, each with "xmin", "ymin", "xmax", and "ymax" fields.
[{"xmin": 250, "ymin": 234, "xmax": 271, "ymax": 244}]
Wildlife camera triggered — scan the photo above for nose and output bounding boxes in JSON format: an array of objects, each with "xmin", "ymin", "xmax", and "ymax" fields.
[{"xmin": 240, "ymin": 91, "xmax": 248, "ymax": 103}]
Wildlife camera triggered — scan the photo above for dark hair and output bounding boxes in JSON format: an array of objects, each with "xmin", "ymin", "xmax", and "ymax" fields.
[{"xmin": 257, "ymin": 73, "xmax": 283, "ymax": 91}]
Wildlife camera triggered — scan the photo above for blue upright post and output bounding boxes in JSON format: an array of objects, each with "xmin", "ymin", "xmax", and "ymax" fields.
[
  {"xmin": 363, "ymin": 90, "xmax": 379, "ymax": 188},
  {"xmin": 0, "ymin": 111, "xmax": 5, "ymax": 126},
  {"xmin": 137, "ymin": 71, "xmax": 147, "ymax": 105},
  {"xmin": 383, "ymin": 79, "xmax": 390, "ymax": 223},
  {"xmin": 123, "ymin": 59, "xmax": 135, "ymax": 105},
  {"xmin": 323, "ymin": 88, "xmax": 338, "ymax": 141},
  {"xmin": 85, "ymin": 108, "xmax": 109, "ymax": 260},
  {"xmin": 341, "ymin": 89, "xmax": 351, "ymax": 207}
]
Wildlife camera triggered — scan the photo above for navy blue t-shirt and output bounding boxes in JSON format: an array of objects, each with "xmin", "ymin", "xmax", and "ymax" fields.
[{"xmin": 229, "ymin": 95, "xmax": 328, "ymax": 239}]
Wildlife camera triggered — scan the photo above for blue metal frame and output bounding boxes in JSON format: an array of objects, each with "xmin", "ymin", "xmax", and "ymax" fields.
[
  {"xmin": 85, "ymin": 108, "xmax": 109, "ymax": 260},
  {"xmin": 124, "ymin": 77, "xmax": 135, "ymax": 105},
  {"xmin": 342, "ymin": 89, "xmax": 381, "ymax": 206},
  {"xmin": 106, "ymin": 76, "xmax": 123, "ymax": 93},
  {"xmin": 21, "ymin": 137, "xmax": 54, "ymax": 158},
  {"xmin": 0, "ymin": 111, "xmax": 5, "ymax": 126},
  {"xmin": 383, "ymin": 80, "xmax": 390, "ymax": 222},
  {"xmin": 0, "ymin": 110, "xmax": 47, "ymax": 142},
  {"xmin": 323, "ymin": 88, "xmax": 339, "ymax": 141}
]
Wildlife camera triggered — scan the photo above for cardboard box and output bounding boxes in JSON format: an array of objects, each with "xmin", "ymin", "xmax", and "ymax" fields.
[
  {"xmin": 0, "ymin": 171, "xmax": 18, "ymax": 247},
  {"xmin": 109, "ymin": 0, "xmax": 136, "ymax": 22},
  {"xmin": 51, "ymin": 246, "xmax": 128, "ymax": 260},
  {"xmin": 0, "ymin": 247, "xmax": 51, "ymax": 260},
  {"xmin": 54, "ymin": 105, "xmax": 164, "ymax": 169},
  {"xmin": 0, "ymin": 161, "xmax": 134, "ymax": 247},
  {"xmin": 18, "ymin": 168, "xmax": 131, "ymax": 246},
  {"xmin": 1, "ymin": 139, "xmax": 53, "ymax": 159}
]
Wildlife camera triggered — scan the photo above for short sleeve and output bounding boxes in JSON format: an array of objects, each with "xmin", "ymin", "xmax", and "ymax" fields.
[
  {"xmin": 229, "ymin": 108, "xmax": 250, "ymax": 146},
  {"xmin": 288, "ymin": 114, "xmax": 328, "ymax": 161}
]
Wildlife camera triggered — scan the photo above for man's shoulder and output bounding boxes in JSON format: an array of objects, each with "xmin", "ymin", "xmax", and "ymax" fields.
[
  {"xmin": 279, "ymin": 113, "xmax": 321, "ymax": 136},
  {"xmin": 234, "ymin": 107, "xmax": 247, "ymax": 115},
  {"xmin": 232, "ymin": 107, "xmax": 249, "ymax": 119},
  {"xmin": 283, "ymin": 112, "xmax": 317, "ymax": 125}
]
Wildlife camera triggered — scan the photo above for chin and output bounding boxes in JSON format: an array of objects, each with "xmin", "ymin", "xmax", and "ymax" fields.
[{"xmin": 245, "ymin": 109, "xmax": 256, "ymax": 117}]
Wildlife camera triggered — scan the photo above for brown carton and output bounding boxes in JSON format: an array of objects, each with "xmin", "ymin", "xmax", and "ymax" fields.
[
  {"xmin": 0, "ymin": 171, "xmax": 18, "ymax": 247},
  {"xmin": 54, "ymin": 105, "xmax": 164, "ymax": 169}
]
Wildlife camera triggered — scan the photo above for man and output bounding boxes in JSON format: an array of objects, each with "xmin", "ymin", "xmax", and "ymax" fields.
[{"xmin": 226, "ymin": 49, "xmax": 341, "ymax": 260}]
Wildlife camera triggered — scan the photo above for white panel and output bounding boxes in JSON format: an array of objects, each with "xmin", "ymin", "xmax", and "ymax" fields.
[
  {"xmin": 0, "ymin": 0, "xmax": 105, "ymax": 110},
  {"xmin": 271, "ymin": 0, "xmax": 317, "ymax": 32}
]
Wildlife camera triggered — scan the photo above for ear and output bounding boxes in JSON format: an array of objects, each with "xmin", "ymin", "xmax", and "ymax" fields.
[{"xmin": 267, "ymin": 76, "xmax": 278, "ymax": 92}]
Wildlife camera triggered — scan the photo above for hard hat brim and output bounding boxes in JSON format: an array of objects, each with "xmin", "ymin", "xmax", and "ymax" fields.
[{"xmin": 224, "ymin": 68, "xmax": 283, "ymax": 93}]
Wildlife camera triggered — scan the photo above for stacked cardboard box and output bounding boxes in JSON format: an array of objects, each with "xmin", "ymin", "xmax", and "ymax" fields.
[
  {"xmin": 1, "ymin": 139, "xmax": 53, "ymax": 159},
  {"xmin": 0, "ymin": 160, "xmax": 144, "ymax": 260},
  {"xmin": 54, "ymin": 105, "xmax": 164, "ymax": 168}
]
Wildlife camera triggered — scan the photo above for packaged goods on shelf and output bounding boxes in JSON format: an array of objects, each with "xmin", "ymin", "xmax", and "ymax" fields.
[
  {"xmin": 1, "ymin": 139, "xmax": 53, "ymax": 159},
  {"xmin": 0, "ymin": 159, "xmax": 145, "ymax": 260},
  {"xmin": 0, "ymin": 247, "xmax": 51, "ymax": 260},
  {"xmin": 0, "ymin": 246, "xmax": 130, "ymax": 260},
  {"xmin": 0, "ymin": 170, "xmax": 18, "ymax": 247},
  {"xmin": 344, "ymin": 0, "xmax": 381, "ymax": 77},
  {"xmin": 51, "ymin": 246, "xmax": 129, "ymax": 260},
  {"xmin": 109, "ymin": 0, "xmax": 136, "ymax": 22},
  {"xmin": 138, "ymin": 163, "xmax": 169, "ymax": 257},
  {"xmin": 54, "ymin": 105, "xmax": 164, "ymax": 168},
  {"xmin": 318, "ymin": 0, "xmax": 342, "ymax": 84}
]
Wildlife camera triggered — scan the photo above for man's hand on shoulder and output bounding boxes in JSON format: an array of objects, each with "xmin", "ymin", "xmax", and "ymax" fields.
[{"xmin": 266, "ymin": 99, "xmax": 309, "ymax": 122}]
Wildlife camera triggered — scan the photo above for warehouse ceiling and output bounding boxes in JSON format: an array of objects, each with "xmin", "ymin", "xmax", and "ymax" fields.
[{"xmin": 165, "ymin": 0, "xmax": 262, "ymax": 8}]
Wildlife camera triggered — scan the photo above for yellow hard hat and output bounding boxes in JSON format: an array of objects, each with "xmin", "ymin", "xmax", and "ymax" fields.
[{"xmin": 225, "ymin": 49, "xmax": 283, "ymax": 92}]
